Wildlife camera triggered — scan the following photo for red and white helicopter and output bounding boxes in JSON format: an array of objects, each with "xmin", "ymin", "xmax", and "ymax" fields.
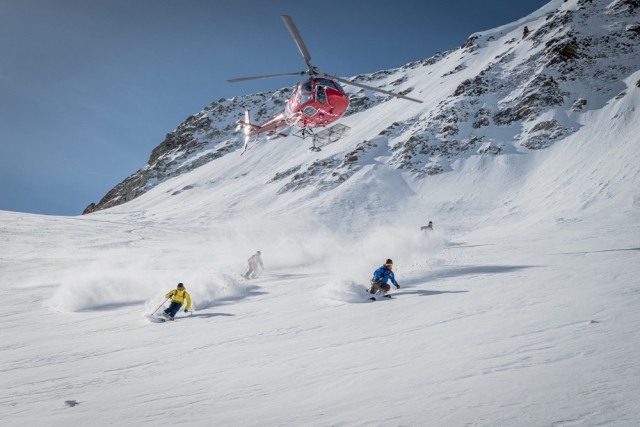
[{"xmin": 229, "ymin": 15, "xmax": 422, "ymax": 154}]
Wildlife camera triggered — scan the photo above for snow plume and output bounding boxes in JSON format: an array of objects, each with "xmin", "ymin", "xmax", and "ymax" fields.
[
  {"xmin": 317, "ymin": 225, "xmax": 448, "ymax": 303},
  {"xmin": 143, "ymin": 271, "xmax": 248, "ymax": 313},
  {"xmin": 328, "ymin": 224, "xmax": 448, "ymax": 283},
  {"xmin": 43, "ymin": 256, "xmax": 250, "ymax": 312},
  {"xmin": 317, "ymin": 278, "xmax": 371, "ymax": 304}
]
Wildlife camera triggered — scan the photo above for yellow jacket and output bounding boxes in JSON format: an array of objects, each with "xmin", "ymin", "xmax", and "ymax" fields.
[{"xmin": 165, "ymin": 288, "xmax": 191, "ymax": 310}]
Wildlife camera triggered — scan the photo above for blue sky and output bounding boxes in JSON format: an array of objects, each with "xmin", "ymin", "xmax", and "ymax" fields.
[{"xmin": 0, "ymin": 0, "xmax": 550, "ymax": 216}]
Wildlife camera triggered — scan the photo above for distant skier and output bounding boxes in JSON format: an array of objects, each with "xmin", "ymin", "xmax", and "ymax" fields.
[
  {"xmin": 163, "ymin": 283, "xmax": 191, "ymax": 321},
  {"xmin": 421, "ymin": 221, "xmax": 434, "ymax": 233},
  {"xmin": 369, "ymin": 259, "xmax": 400, "ymax": 296},
  {"xmin": 244, "ymin": 251, "xmax": 264, "ymax": 279}
]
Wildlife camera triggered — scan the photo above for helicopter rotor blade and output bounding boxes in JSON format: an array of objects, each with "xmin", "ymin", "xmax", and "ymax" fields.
[
  {"xmin": 326, "ymin": 75, "xmax": 423, "ymax": 103},
  {"xmin": 228, "ymin": 72, "xmax": 305, "ymax": 83},
  {"xmin": 281, "ymin": 15, "xmax": 313, "ymax": 69}
]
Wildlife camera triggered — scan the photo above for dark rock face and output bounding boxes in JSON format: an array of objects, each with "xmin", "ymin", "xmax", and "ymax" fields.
[
  {"xmin": 572, "ymin": 98, "xmax": 588, "ymax": 111},
  {"xmin": 82, "ymin": 203, "xmax": 96, "ymax": 215},
  {"xmin": 493, "ymin": 75, "xmax": 564, "ymax": 126}
]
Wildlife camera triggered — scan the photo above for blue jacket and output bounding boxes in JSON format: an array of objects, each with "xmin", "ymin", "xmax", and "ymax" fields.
[{"xmin": 373, "ymin": 265, "xmax": 398, "ymax": 286}]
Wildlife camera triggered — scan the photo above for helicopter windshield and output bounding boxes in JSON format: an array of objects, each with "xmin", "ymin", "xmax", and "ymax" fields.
[
  {"xmin": 300, "ymin": 81, "xmax": 313, "ymax": 94},
  {"xmin": 314, "ymin": 78, "xmax": 345, "ymax": 93}
]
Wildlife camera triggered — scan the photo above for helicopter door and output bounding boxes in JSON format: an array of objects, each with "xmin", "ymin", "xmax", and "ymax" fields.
[{"xmin": 316, "ymin": 84, "xmax": 327, "ymax": 104}]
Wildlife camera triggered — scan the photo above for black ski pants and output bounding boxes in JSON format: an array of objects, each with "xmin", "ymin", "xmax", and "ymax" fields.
[{"xmin": 164, "ymin": 302, "xmax": 182, "ymax": 317}]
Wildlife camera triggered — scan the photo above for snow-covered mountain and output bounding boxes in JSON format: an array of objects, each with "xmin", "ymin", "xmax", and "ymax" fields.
[
  {"xmin": 84, "ymin": 0, "xmax": 640, "ymax": 214},
  {"xmin": 2, "ymin": 1, "xmax": 640, "ymax": 425}
]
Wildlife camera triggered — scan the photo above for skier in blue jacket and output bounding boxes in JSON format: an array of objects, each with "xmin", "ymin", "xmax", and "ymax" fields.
[{"xmin": 369, "ymin": 259, "xmax": 400, "ymax": 295}]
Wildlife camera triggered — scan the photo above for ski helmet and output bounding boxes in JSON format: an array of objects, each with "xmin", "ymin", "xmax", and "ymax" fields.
[
  {"xmin": 177, "ymin": 283, "xmax": 185, "ymax": 289},
  {"xmin": 386, "ymin": 259, "xmax": 393, "ymax": 265}
]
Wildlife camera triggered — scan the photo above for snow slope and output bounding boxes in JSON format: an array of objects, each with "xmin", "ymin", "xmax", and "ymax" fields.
[{"xmin": 2, "ymin": 0, "xmax": 640, "ymax": 425}]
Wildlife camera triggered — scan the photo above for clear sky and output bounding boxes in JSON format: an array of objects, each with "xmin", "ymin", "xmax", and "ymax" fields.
[{"xmin": 0, "ymin": 0, "xmax": 550, "ymax": 216}]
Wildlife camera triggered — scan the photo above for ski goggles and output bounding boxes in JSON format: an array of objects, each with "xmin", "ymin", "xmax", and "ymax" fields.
[{"xmin": 385, "ymin": 263, "xmax": 393, "ymax": 268}]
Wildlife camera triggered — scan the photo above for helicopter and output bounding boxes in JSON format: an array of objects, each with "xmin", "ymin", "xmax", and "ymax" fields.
[{"xmin": 229, "ymin": 15, "xmax": 423, "ymax": 154}]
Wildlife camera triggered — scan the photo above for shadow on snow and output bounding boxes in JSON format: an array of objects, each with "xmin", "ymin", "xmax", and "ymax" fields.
[
  {"xmin": 81, "ymin": 300, "xmax": 148, "ymax": 312},
  {"xmin": 398, "ymin": 289, "xmax": 469, "ymax": 297},
  {"xmin": 190, "ymin": 312, "xmax": 235, "ymax": 319},
  {"xmin": 403, "ymin": 265, "xmax": 537, "ymax": 287}
]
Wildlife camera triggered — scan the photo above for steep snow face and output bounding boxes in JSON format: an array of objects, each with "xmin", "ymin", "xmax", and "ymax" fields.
[{"xmin": 84, "ymin": 0, "xmax": 639, "ymax": 214}]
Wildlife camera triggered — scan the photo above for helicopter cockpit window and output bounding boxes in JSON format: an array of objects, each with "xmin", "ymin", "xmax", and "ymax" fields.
[
  {"xmin": 300, "ymin": 81, "xmax": 313, "ymax": 94},
  {"xmin": 332, "ymin": 81, "xmax": 346, "ymax": 93},
  {"xmin": 314, "ymin": 78, "xmax": 345, "ymax": 93}
]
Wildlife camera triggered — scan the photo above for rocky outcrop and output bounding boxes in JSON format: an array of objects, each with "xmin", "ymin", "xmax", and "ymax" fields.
[{"xmin": 386, "ymin": 0, "xmax": 639, "ymax": 175}]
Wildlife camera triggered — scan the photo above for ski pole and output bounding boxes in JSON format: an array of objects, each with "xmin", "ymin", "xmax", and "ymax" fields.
[{"xmin": 151, "ymin": 298, "xmax": 170, "ymax": 315}]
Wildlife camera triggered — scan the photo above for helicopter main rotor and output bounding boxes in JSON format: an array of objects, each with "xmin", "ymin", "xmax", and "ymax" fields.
[{"xmin": 228, "ymin": 15, "xmax": 423, "ymax": 104}]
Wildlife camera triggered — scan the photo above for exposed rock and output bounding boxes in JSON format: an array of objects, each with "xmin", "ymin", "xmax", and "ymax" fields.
[
  {"xmin": 521, "ymin": 136, "xmax": 549, "ymax": 150},
  {"xmin": 353, "ymin": 70, "xmax": 392, "ymax": 82},
  {"xmin": 277, "ymin": 158, "xmax": 339, "ymax": 194},
  {"xmin": 389, "ymin": 77, "xmax": 407, "ymax": 86},
  {"xmin": 442, "ymin": 65, "xmax": 464, "ymax": 77},
  {"xmin": 636, "ymin": 79, "xmax": 640, "ymax": 87},
  {"xmin": 422, "ymin": 164, "xmax": 444, "ymax": 175},
  {"xmin": 571, "ymin": 98, "xmax": 588, "ymax": 111},
  {"xmin": 473, "ymin": 117, "xmax": 490, "ymax": 128},
  {"xmin": 608, "ymin": 0, "xmax": 640, "ymax": 14},
  {"xmin": 454, "ymin": 75, "xmax": 488, "ymax": 97},
  {"xmin": 531, "ymin": 119, "xmax": 560, "ymax": 133},
  {"xmin": 547, "ymin": 39, "xmax": 581, "ymax": 65},
  {"xmin": 461, "ymin": 35, "xmax": 481, "ymax": 53},
  {"xmin": 401, "ymin": 52, "xmax": 448, "ymax": 70},
  {"xmin": 523, "ymin": 26, "xmax": 530, "ymax": 39},
  {"xmin": 82, "ymin": 203, "xmax": 97, "ymax": 215},
  {"xmin": 171, "ymin": 184, "xmax": 196, "ymax": 196},
  {"xmin": 493, "ymin": 75, "xmax": 564, "ymax": 126},
  {"xmin": 521, "ymin": 119, "xmax": 571, "ymax": 150},
  {"xmin": 478, "ymin": 143, "xmax": 503, "ymax": 155},
  {"xmin": 268, "ymin": 166, "xmax": 301, "ymax": 183},
  {"xmin": 439, "ymin": 124, "xmax": 459, "ymax": 137},
  {"xmin": 345, "ymin": 92, "xmax": 377, "ymax": 116}
]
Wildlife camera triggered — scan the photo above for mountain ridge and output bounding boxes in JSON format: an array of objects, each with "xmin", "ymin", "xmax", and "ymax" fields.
[{"xmin": 83, "ymin": 0, "xmax": 639, "ymax": 214}]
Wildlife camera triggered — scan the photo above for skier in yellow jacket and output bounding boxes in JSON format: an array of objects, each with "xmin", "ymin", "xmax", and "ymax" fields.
[{"xmin": 163, "ymin": 283, "xmax": 191, "ymax": 320}]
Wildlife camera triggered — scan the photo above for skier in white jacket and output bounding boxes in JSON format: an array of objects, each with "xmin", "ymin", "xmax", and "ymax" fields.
[{"xmin": 244, "ymin": 251, "xmax": 264, "ymax": 279}]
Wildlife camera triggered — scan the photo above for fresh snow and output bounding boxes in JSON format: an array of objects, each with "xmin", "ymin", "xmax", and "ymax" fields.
[{"xmin": 2, "ymin": 0, "xmax": 640, "ymax": 425}]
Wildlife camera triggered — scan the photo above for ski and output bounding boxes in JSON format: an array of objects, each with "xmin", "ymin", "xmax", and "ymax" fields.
[
  {"xmin": 145, "ymin": 315, "xmax": 166, "ymax": 323},
  {"xmin": 367, "ymin": 294, "xmax": 392, "ymax": 301}
]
